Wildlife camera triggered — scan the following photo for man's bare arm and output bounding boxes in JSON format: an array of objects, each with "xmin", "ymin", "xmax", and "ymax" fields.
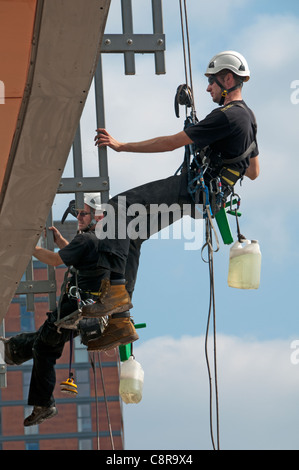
[
  {"xmin": 33, "ymin": 246, "xmax": 63, "ymax": 267},
  {"xmin": 245, "ymin": 155, "xmax": 260, "ymax": 180},
  {"xmin": 94, "ymin": 129, "xmax": 192, "ymax": 153}
]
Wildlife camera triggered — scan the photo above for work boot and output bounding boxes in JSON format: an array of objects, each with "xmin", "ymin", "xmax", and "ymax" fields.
[
  {"xmin": 87, "ymin": 316, "xmax": 139, "ymax": 351},
  {"xmin": 24, "ymin": 405, "xmax": 58, "ymax": 427},
  {"xmin": 81, "ymin": 279, "xmax": 133, "ymax": 318},
  {"xmin": 0, "ymin": 337, "xmax": 15, "ymax": 365}
]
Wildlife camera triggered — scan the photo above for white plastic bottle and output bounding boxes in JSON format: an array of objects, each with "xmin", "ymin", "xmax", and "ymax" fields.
[
  {"xmin": 119, "ymin": 356, "xmax": 144, "ymax": 404},
  {"xmin": 228, "ymin": 239, "xmax": 261, "ymax": 289}
]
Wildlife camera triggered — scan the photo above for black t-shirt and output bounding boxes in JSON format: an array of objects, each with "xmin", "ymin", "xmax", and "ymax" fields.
[
  {"xmin": 59, "ymin": 231, "xmax": 101, "ymax": 292},
  {"xmin": 185, "ymin": 100, "xmax": 258, "ymax": 175}
]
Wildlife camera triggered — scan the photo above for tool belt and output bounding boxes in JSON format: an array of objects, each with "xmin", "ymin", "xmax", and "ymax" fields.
[
  {"xmin": 65, "ymin": 267, "xmax": 104, "ymax": 300},
  {"xmin": 219, "ymin": 166, "xmax": 241, "ymax": 187}
]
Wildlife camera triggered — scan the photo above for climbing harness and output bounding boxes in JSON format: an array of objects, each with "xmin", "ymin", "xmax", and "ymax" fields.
[
  {"xmin": 183, "ymin": 102, "xmax": 257, "ymax": 220},
  {"xmin": 55, "ymin": 267, "xmax": 105, "ymax": 333}
]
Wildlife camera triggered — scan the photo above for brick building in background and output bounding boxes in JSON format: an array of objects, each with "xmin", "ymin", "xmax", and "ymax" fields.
[{"xmin": 0, "ymin": 221, "xmax": 124, "ymax": 450}]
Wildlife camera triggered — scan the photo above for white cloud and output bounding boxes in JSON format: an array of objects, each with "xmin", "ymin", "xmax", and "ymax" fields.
[
  {"xmin": 120, "ymin": 334, "xmax": 299, "ymax": 450},
  {"xmin": 243, "ymin": 14, "xmax": 299, "ymax": 72}
]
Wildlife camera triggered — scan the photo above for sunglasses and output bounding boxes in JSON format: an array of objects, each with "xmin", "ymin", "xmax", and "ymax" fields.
[
  {"xmin": 208, "ymin": 76, "xmax": 217, "ymax": 85},
  {"xmin": 76, "ymin": 211, "xmax": 91, "ymax": 217}
]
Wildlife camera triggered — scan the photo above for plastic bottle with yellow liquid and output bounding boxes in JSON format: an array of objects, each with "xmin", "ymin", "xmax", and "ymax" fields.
[
  {"xmin": 119, "ymin": 356, "xmax": 144, "ymax": 404},
  {"xmin": 228, "ymin": 239, "xmax": 261, "ymax": 289}
]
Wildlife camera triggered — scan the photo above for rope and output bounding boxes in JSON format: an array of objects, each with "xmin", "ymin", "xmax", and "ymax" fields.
[
  {"xmin": 97, "ymin": 351, "xmax": 115, "ymax": 450},
  {"xmin": 178, "ymin": 0, "xmax": 196, "ymax": 121},
  {"xmin": 68, "ymin": 331, "xmax": 74, "ymax": 379},
  {"xmin": 178, "ymin": 0, "xmax": 221, "ymax": 450},
  {"xmin": 89, "ymin": 353, "xmax": 101, "ymax": 450},
  {"xmin": 57, "ymin": 267, "xmax": 72, "ymax": 323},
  {"xmin": 89, "ymin": 351, "xmax": 115, "ymax": 450},
  {"xmin": 203, "ymin": 218, "xmax": 220, "ymax": 450}
]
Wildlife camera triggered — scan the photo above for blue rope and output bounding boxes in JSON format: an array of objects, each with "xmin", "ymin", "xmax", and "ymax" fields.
[{"xmin": 187, "ymin": 161, "xmax": 213, "ymax": 218}]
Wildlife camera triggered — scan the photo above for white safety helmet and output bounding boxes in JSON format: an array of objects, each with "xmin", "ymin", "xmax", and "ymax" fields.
[
  {"xmin": 205, "ymin": 50, "xmax": 250, "ymax": 82},
  {"xmin": 84, "ymin": 193, "xmax": 102, "ymax": 212}
]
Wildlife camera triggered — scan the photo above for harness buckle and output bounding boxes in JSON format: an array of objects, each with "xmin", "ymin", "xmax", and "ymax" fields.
[
  {"xmin": 68, "ymin": 285, "xmax": 80, "ymax": 299},
  {"xmin": 229, "ymin": 192, "xmax": 241, "ymax": 212}
]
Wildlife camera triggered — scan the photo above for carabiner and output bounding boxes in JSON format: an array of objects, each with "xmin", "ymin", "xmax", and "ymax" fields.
[{"xmin": 68, "ymin": 285, "xmax": 80, "ymax": 299}]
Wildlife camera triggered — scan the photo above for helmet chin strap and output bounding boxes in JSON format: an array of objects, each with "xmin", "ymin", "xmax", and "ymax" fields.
[
  {"xmin": 80, "ymin": 209, "xmax": 97, "ymax": 233},
  {"xmin": 213, "ymin": 77, "xmax": 243, "ymax": 106}
]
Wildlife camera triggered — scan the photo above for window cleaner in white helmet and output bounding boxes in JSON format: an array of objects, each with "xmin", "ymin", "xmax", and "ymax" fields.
[
  {"xmin": 61, "ymin": 192, "xmax": 103, "ymax": 233},
  {"xmin": 81, "ymin": 50, "xmax": 260, "ymax": 352},
  {"xmin": 205, "ymin": 50, "xmax": 250, "ymax": 106}
]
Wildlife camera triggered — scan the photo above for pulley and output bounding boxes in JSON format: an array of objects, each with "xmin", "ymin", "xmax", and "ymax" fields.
[{"xmin": 174, "ymin": 84, "xmax": 193, "ymax": 118}]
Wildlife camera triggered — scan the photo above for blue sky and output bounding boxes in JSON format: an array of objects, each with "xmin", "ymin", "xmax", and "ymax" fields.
[{"xmin": 52, "ymin": 0, "xmax": 299, "ymax": 450}]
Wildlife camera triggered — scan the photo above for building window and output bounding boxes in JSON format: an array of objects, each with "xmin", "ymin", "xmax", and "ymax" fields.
[
  {"xmin": 26, "ymin": 442, "xmax": 39, "ymax": 450},
  {"xmin": 77, "ymin": 404, "xmax": 92, "ymax": 432},
  {"xmin": 74, "ymin": 336, "xmax": 88, "ymax": 363},
  {"xmin": 76, "ymin": 368, "xmax": 90, "ymax": 397},
  {"xmin": 23, "ymin": 371, "xmax": 31, "ymax": 400},
  {"xmin": 24, "ymin": 406, "xmax": 39, "ymax": 436},
  {"xmin": 79, "ymin": 439, "xmax": 93, "ymax": 450},
  {"xmin": 20, "ymin": 306, "xmax": 35, "ymax": 332}
]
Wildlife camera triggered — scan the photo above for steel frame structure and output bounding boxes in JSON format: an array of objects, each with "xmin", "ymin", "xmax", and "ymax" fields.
[{"xmin": 0, "ymin": 1, "xmax": 165, "ymax": 388}]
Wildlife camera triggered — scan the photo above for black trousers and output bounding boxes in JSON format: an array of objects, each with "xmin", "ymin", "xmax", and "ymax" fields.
[
  {"xmin": 97, "ymin": 174, "xmax": 194, "ymax": 279},
  {"xmin": 9, "ymin": 295, "xmax": 77, "ymax": 407}
]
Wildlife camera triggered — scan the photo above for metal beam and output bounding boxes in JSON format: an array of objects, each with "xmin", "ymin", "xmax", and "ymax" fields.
[
  {"xmin": 102, "ymin": 33, "xmax": 165, "ymax": 52},
  {"xmin": 102, "ymin": 0, "xmax": 165, "ymax": 75},
  {"xmin": 57, "ymin": 176, "xmax": 109, "ymax": 194}
]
